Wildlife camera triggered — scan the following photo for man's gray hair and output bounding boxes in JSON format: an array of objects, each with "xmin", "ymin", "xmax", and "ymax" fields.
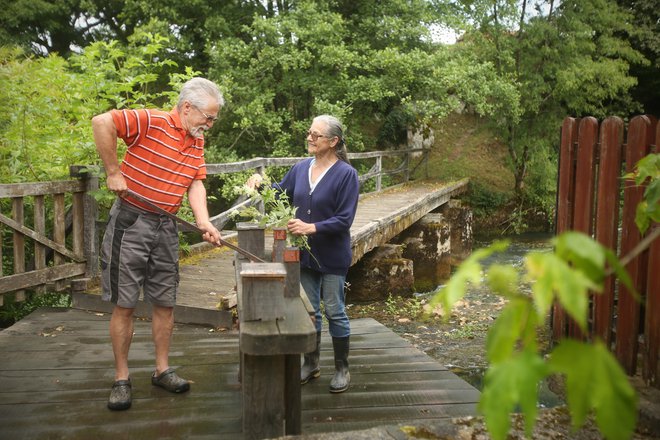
[{"xmin": 177, "ymin": 77, "xmax": 224, "ymax": 110}]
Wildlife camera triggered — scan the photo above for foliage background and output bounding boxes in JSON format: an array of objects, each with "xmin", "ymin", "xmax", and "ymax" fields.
[{"xmin": 1, "ymin": 0, "xmax": 656, "ymax": 227}]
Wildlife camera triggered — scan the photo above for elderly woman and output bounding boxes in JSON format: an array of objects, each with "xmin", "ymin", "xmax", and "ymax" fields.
[{"xmin": 248, "ymin": 115, "xmax": 359, "ymax": 393}]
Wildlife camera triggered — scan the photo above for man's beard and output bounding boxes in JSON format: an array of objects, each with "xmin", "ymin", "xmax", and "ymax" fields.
[{"xmin": 190, "ymin": 126, "xmax": 206, "ymax": 138}]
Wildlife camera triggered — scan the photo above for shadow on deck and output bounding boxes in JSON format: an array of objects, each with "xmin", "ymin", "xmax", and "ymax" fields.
[{"xmin": 0, "ymin": 307, "xmax": 479, "ymax": 439}]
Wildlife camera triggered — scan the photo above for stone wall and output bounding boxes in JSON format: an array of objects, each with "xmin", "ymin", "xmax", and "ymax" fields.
[
  {"xmin": 346, "ymin": 201, "xmax": 472, "ymax": 302},
  {"xmin": 346, "ymin": 244, "xmax": 414, "ymax": 303}
]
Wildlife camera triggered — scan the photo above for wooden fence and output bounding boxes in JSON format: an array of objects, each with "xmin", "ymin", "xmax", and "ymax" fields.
[
  {"xmin": 0, "ymin": 148, "xmax": 428, "ymax": 304},
  {"xmin": 553, "ymin": 114, "xmax": 659, "ymax": 388}
]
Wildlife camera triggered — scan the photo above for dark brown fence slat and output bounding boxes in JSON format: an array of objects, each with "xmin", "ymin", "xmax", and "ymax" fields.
[
  {"xmin": 0, "ymin": 213, "xmax": 83, "ymax": 262},
  {"xmin": 615, "ymin": 115, "xmax": 652, "ymax": 374},
  {"xmin": 569, "ymin": 117, "xmax": 599, "ymax": 339},
  {"xmin": 572, "ymin": 117, "xmax": 599, "ymax": 235},
  {"xmin": 643, "ymin": 224, "xmax": 660, "ymax": 386},
  {"xmin": 642, "ymin": 120, "xmax": 660, "ymax": 386},
  {"xmin": 593, "ymin": 117, "xmax": 624, "ymax": 345},
  {"xmin": 553, "ymin": 117, "xmax": 579, "ymax": 341}
]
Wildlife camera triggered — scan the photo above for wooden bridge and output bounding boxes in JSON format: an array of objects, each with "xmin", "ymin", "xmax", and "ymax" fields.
[
  {"xmin": 0, "ymin": 148, "xmax": 468, "ymax": 320},
  {"xmin": 70, "ymin": 177, "xmax": 469, "ymax": 328},
  {"xmin": 0, "ymin": 148, "xmax": 477, "ymax": 439}
]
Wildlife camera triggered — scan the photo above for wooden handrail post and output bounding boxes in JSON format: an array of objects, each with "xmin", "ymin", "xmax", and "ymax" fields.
[
  {"xmin": 12, "ymin": 197, "xmax": 26, "ymax": 301},
  {"xmin": 375, "ymin": 155, "xmax": 382, "ymax": 192},
  {"xmin": 404, "ymin": 149, "xmax": 410, "ymax": 182},
  {"xmin": 70, "ymin": 166, "xmax": 100, "ymax": 279},
  {"xmin": 257, "ymin": 165, "xmax": 266, "ymax": 216}
]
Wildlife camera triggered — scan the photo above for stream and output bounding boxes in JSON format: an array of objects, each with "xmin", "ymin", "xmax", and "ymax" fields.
[{"xmin": 423, "ymin": 232, "xmax": 563, "ymax": 408}]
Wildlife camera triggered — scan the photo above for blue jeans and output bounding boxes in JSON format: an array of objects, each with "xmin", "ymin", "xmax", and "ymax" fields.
[{"xmin": 300, "ymin": 268, "xmax": 350, "ymax": 338}]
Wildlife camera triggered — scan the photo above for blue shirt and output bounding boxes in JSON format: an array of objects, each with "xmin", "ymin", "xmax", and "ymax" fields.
[{"xmin": 278, "ymin": 158, "xmax": 359, "ymax": 275}]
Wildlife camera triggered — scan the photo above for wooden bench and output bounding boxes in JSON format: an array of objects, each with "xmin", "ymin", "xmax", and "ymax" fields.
[{"xmin": 235, "ymin": 224, "xmax": 316, "ymax": 440}]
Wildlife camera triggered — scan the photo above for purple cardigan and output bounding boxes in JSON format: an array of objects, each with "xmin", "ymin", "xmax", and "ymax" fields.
[{"xmin": 277, "ymin": 158, "xmax": 359, "ymax": 276}]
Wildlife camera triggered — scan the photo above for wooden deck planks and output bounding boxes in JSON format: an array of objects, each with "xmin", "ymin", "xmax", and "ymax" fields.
[{"xmin": 0, "ymin": 308, "xmax": 478, "ymax": 439}]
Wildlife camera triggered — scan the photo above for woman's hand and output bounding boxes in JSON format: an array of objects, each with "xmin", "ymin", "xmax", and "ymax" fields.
[
  {"xmin": 245, "ymin": 173, "xmax": 263, "ymax": 190},
  {"xmin": 287, "ymin": 218, "xmax": 316, "ymax": 236}
]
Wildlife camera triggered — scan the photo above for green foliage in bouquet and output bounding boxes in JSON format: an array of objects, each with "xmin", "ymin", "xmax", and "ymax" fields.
[{"xmin": 230, "ymin": 174, "xmax": 310, "ymax": 253}]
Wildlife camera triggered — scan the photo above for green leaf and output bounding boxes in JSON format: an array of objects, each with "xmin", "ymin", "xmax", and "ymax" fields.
[
  {"xmin": 548, "ymin": 340, "xmax": 637, "ymax": 439},
  {"xmin": 479, "ymin": 350, "xmax": 548, "ymax": 440},
  {"xmin": 635, "ymin": 201, "xmax": 651, "ymax": 234},
  {"xmin": 486, "ymin": 264, "xmax": 519, "ymax": 298},
  {"xmin": 526, "ymin": 252, "xmax": 595, "ymax": 330},
  {"xmin": 554, "ymin": 232, "xmax": 606, "ymax": 285},
  {"xmin": 524, "ymin": 252, "xmax": 554, "ymax": 318},
  {"xmin": 486, "ymin": 298, "xmax": 528, "ymax": 363}
]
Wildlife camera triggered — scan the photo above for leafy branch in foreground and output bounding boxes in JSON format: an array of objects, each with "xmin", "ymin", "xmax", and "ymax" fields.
[
  {"xmin": 625, "ymin": 153, "xmax": 660, "ymax": 234},
  {"xmin": 230, "ymin": 174, "xmax": 310, "ymax": 252},
  {"xmin": 428, "ymin": 232, "xmax": 638, "ymax": 440}
]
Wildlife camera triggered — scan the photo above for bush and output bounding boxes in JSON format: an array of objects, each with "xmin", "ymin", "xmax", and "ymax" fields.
[{"xmin": 0, "ymin": 292, "xmax": 71, "ymax": 328}]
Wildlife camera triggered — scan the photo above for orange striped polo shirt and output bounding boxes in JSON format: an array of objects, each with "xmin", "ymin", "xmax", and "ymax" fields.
[{"xmin": 111, "ymin": 107, "xmax": 206, "ymax": 213}]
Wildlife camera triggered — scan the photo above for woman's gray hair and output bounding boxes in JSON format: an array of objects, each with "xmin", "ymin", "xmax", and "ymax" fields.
[
  {"xmin": 314, "ymin": 114, "xmax": 350, "ymax": 164},
  {"xmin": 177, "ymin": 77, "xmax": 225, "ymax": 110}
]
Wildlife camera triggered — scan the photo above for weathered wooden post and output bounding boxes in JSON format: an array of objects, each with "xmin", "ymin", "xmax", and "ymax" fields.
[
  {"xmin": 275, "ymin": 243, "xmax": 307, "ymax": 435},
  {"xmin": 69, "ymin": 165, "xmax": 100, "ymax": 281},
  {"xmin": 237, "ymin": 226, "xmax": 316, "ymax": 439},
  {"xmin": 240, "ymin": 263, "xmax": 287, "ymax": 322},
  {"xmin": 237, "ymin": 222, "xmax": 265, "ymax": 262}
]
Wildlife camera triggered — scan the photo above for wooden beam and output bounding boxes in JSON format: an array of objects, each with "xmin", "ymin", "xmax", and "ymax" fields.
[{"xmin": 0, "ymin": 263, "xmax": 86, "ymax": 294}]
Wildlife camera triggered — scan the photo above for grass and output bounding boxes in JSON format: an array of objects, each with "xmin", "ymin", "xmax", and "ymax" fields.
[{"xmin": 421, "ymin": 113, "xmax": 514, "ymax": 196}]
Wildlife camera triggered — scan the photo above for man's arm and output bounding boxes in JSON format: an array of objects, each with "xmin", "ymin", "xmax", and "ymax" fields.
[
  {"xmin": 188, "ymin": 179, "xmax": 222, "ymax": 245},
  {"xmin": 92, "ymin": 112, "xmax": 127, "ymax": 196}
]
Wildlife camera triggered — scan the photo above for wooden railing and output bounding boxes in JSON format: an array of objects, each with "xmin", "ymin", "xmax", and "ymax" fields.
[
  {"xmin": 0, "ymin": 174, "xmax": 98, "ymax": 304},
  {"xmin": 553, "ymin": 115, "xmax": 659, "ymax": 388},
  {"xmin": 0, "ymin": 148, "xmax": 428, "ymax": 302},
  {"xmin": 205, "ymin": 148, "xmax": 429, "ymax": 228}
]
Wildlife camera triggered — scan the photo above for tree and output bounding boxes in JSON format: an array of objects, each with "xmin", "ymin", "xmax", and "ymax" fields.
[
  {"xmin": 456, "ymin": 0, "xmax": 645, "ymax": 219},
  {"xmin": 0, "ymin": 32, "xmax": 187, "ymax": 183},
  {"xmin": 205, "ymin": 0, "xmax": 519, "ymax": 160},
  {"xmin": 616, "ymin": 0, "xmax": 660, "ymax": 115},
  {"xmin": 0, "ymin": 0, "xmax": 131, "ymax": 56}
]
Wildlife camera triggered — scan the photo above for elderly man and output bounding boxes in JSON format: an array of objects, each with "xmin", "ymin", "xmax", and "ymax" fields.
[{"xmin": 92, "ymin": 77, "xmax": 223, "ymax": 411}]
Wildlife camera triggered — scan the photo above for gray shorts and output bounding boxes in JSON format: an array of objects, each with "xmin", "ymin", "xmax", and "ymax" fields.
[{"xmin": 100, "ymin": 200, "xmax": 179, "ymax": 308}]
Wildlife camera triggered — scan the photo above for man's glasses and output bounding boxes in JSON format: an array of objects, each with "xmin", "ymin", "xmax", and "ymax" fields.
[
  {"xmin": 193, "ymin": 105, "xmax": 218, "ymax": 123},
  {"xmin": 307, "ymin": 130, "xmax": 328, "ymax": 141}
]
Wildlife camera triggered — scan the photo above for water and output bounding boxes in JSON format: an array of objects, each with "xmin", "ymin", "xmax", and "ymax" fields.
[{"xmin": 437, "ymin": 233, "xmax": 563, "ymax": 408}]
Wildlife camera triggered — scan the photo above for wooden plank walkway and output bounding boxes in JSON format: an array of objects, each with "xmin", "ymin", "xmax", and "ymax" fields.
[{"xmin": 0, "ymin": 307, "xmax": 478, "ymax": 439}]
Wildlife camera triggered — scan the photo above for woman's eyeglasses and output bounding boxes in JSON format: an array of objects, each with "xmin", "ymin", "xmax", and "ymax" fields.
[{"xmin": 307, "ymin": 130, "xmax": 328, "ymax": 141}]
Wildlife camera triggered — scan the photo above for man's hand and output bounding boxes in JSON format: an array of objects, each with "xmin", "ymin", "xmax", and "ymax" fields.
[
  {"xmin": 197, "ymin": 219, "xmax": 222, "ymax": 246},
  {"xmin": 106, "ymin": 172, "xmax": 128, "ymax": 198}
]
